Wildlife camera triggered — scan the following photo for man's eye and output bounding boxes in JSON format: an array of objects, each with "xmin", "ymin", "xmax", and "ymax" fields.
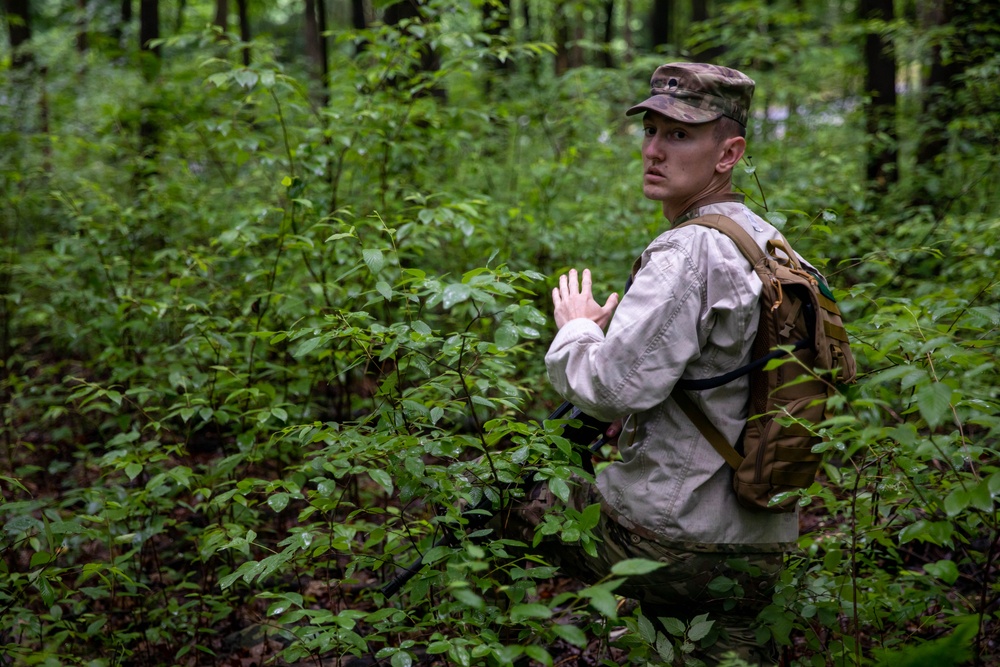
[
  {"xmin": 643, "ymin": 126, "xmax": 656, "ymax": 136},
  {"xmin": 672, "ymin": 130, "xmax": 687, "ymax": 139}
]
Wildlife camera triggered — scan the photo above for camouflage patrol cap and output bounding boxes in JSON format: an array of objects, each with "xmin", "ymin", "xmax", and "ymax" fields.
[{"xmin": 626, "ymin": 62, "xmax": 754, "ymax": 127}]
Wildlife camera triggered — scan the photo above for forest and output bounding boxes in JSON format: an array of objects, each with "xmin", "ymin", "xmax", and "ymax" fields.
[{"xmin": 2, "ymin": 0, "xmax": 999, "ymax": 665}]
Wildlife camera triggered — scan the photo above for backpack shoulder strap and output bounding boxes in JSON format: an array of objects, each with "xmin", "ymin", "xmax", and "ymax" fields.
[
  {"xmin": 674, "ymin": 214, "xmax": 766, "ymax": 267},
  {"xmin": 671, "ymin": 386, "xmax": 745, "ymax": 468}
]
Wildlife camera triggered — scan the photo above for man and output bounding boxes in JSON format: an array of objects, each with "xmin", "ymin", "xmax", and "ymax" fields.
[{"xmin": 501, "ymin": 63, "xmax": 802, "ymax": 663}]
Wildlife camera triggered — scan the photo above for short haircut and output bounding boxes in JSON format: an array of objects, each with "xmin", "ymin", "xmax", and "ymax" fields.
[{"xmin": 713, "ymin": 116, "xmax": 746, "ymax": 142}]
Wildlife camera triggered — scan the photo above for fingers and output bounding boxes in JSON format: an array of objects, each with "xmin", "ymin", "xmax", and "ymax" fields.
[{"xmin": 580, "ymin": 268, "xmax": 592, "ymax": 297}]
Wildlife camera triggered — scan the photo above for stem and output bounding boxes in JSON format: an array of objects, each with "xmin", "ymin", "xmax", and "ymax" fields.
[{"xmin": 849, "ymin": 459, "xmax": 862, "ymax": 666}]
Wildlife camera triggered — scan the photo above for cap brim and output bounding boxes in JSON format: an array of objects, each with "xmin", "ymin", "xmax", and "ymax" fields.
[{"xmin": 625, "ymin": 95, "xmax": 723, "ymax": 124}]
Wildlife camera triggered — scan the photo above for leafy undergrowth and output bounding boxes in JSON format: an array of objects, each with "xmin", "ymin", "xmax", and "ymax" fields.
[{"xmin": 3, "ymin": 4, "xmax": 1000, "ymax": 666}]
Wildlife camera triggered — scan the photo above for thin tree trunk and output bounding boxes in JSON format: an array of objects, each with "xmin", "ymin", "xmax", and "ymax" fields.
[
  {"xmin": 213, "ymin": 0, "xmax": 227, "ymax": 32},
  {"xmin": 570, "ymin": 5, "xmax": 584, "ymax": 68},
  {"xmin": 113, "ymin": 0, "xmax": 132, "ymax": 46},
  {"xmin": 914, "ymin": 0, "xmax": 955, "ymax": 171},
  {"xmin": 304, "ymin": 0, "xmax": 329, "ymax": 104},
  {"xmin": 602, "ymin": 0, "xmax": 615, "ymax": 68},
  {"xmin": 139, "ymin": 0, "xmax": 160, "ymax": 58},
  {"xmin": 304, "ymin": 0, "xmax": 322, "ymax": 72},
  {"xmin": 316, "ymin": 0, "xmax": 329, "ymax": 93},
  {"xmin": 555, "ymin": 3, "xmax": 570, "ymax": 75},
  {"xmin": 351, "ymin": 0, "xmax": 366, "ymax": 29},
  {"xmin": 4, "ymin": 0, "xmax": 32, "ymax": 69},
  {"xmin": 76, "ymin": 0, "xmax": 89, "ymax": 52},
  {"xmin": 139, "ymin": 0, "xmax": 160, "ymax": 166},
  {"xmin": 860, "ymin": 0, "xmax": 898, "ymax": 191},
  {"xmin": 650, "ymin": 0, "xmax": 671, "ymax": 51},
  {"xmin": 236, "ymin": 0, "xmax": 250, "ymax": 65},
  {"xmin": 175, "ymin": 0, "xmax": 186, "ymax": 32},
  {"xmin": 622, "ymin": 0, "xmax": 633, "ymax": 62}
]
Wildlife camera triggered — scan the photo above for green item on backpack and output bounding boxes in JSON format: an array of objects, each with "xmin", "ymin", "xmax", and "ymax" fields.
[{"xmin": 671, "ymin": 214, "xmax": 857, "ymax": 513}]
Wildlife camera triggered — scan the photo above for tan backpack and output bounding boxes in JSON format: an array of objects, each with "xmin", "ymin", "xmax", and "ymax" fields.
[{"xmin": 671, "ymin": 214, "xmax": 857, "ymax": 513}]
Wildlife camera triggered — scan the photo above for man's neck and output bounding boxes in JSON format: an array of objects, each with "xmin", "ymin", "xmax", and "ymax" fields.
[{"xmin": 667, "ymin": 191, "xmax": 746, "ymax": 226}]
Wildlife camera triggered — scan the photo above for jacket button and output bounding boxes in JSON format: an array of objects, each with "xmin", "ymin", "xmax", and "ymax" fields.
[{"xmin": 630, "ymin": 533, "xmax": 641, "ymax": 544}]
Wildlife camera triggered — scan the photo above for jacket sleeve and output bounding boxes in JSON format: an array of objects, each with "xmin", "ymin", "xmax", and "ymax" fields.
[{"xmin": 544, "ymin": 237, "xmax": 709, "ymax": 422}]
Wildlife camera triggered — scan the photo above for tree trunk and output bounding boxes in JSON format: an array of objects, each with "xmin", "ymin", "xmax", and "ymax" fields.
[
  {"xmin": 622, "ymin": 0, "xmax": 633, "ymax": 62},
  {"xmin": 76, "ymin": 0, "xmax": 89, "ymax": 52},
  {"xmin": 236, "ymin": 0, "xmax": 250, "ymax": 65},
  {"xmin": 352, "ymin": 0, "xmax": 366, "ymax": 29},
  {"xmin": 860, "ymin": 0, "xmax": 898, "ymax": 191},
  {"xmin": 213, "ymin": 0, "xmax": 227, "ymax": 32},
  {"xmin": 114, "ymin": 0, "xmax": 132, "ymax": 46},
  {"xmin": 602, "ymin": 0, "xmax": 615, "ymax": 68},
  {"xmin": 138, "ymin": 0, "xmax": 160, "ymax": 165},
  {"xmin": 175, "ymin": 0, "xmax": 186, "ymax": 32},
  {"xmin": 304, "ymin": 0, "xmax": 330, "ymax": 103},
  {"xmin": 305, "ymin": 0, "xmax": 322, "ymax": 72},
  {"xmin": 139, "ymin": 0, "xmax": 160, "ymax": 58},
  {"xmin": 4, "ymin": 0, "xmax": 32, "ymax": 69},
  {"xmin": 316, "ymin": 0, "xmax": 329, "ymax": 89},
  {"xmin": 650, "ymin": 0, "xmax": 671, "ymax": 51}
]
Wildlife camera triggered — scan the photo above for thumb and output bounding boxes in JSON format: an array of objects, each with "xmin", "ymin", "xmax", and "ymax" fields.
[{"xmin": 603, "ymin": 292, "xmax": 620, "ymax": 313}]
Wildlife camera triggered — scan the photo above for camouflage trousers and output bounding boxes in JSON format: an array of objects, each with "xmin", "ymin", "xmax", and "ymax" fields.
[{"xmin": 490, "ymin": 479, "xmax": 785, "ymax": 666}]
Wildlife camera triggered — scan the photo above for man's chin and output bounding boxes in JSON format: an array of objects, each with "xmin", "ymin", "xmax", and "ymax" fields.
[{"xmin": 642, "ymin": 186, "xmax": 667, "ymax": 201}]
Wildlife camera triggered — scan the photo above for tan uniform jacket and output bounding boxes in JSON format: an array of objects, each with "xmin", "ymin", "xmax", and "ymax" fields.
[{"xmin": 545, "ymin": 198, "xmax": 803, "ymax": 549}]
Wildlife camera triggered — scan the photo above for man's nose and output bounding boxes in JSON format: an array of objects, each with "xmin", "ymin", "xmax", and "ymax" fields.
[{"xmin": 643, "ymin": 137, "xmax": 664, "ymax": 161}]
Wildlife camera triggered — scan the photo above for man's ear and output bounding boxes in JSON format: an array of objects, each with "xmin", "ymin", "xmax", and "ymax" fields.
[{"xmin": 716, "ymin": 136, "xmax": 746, "ymax": 173}]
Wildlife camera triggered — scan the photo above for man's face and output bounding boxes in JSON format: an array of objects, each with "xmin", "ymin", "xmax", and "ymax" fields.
[{"xmin": 641, "ymin": 112, "xmax": 725, "ymax": 214}]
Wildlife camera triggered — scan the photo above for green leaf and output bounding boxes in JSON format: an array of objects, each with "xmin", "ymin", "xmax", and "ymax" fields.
[
  {"xmin": 579, "ymin": 583, "xmax": 620, "ymax": 618},
  {"xmin": 494, "ymin": 321, "xmax": 518, "ymax": 350},
  {"xmin": 429, "ymin": 406, "xmax": 444, "ymax": 425},
  {"xmin": 968, "ymin": 479, "xmax": 994, "ymax": 512},
  {"xmin": 124, "ymin": 463, "xmax": 142, "ymax": 480},
  {"xmin": 659, "ymin": 616, "xmax": 686, "ymax": 637},
  {"xmin": 268, "ymin": 493, "xmax": 289, "ymax": 513},
  {"xmin": 923, "ymin": 559, "xmax": 960, "ymax": 585},
  {"xmin": 523, "ymin": 646, "xmax": 552, "ymax": 666},
  {"xmin": 551, "ymin": 622, "xmax": 587, "ymax": 647},
  {"xmin": 915, "ymin": 382, "xmax": 953, "ymax": 428},
  {"xmin": 232, "ymin": 68, "xmax": 258, "ymax": 88},
  {"xmin": 293, "ymin": 336, "xmax": 324, "ymax": 358},
  {"xmin": 442, "ymin": 283, "xmax": 472, "ymax": 309},
  {"xmin": 944, "ymin": 488, "xmax": 970, "ymax": 517},
  {"xmin": 656, "ymin": 634, "xmax": 676, "ymax": 662},
  {"xmin": 391, "ymin": 651, "xmax": 413, "ymax": 667},
  {"xmin": 765, "ymin": 211, "xmax": 787, "ymax": 229},
  {"xmin": 427, "ymin": 640, "xmax": 451, "ymax": 654},
  {"xmin": 368, "ymin": 469, "xmax": 393, "ymax": 495},
  {"xmin": 363, "ymin": 248, "xmax": 385, "ymax": 275},
  {"xmin": 548, "ymin": 477, "xmax": 570, "ymax": 503},
  {"xmin": 510, "ymin": 603, "xmax": 552, "ymax": 622},
  {"xmin": 611, "ymin": 558, "xmax": 665, "ymax": 576},
  {"xmin": 688, "ymin": 618, "xmax": 715, "ymax": 642},
  {"xmin": 376, "ymin": 281, "xmax": 392, "ymax": 301}
]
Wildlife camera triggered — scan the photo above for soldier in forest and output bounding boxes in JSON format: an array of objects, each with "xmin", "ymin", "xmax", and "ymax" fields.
[{"xmin": 499, "ymin": 63, "xmax": 801, "ymax": 664}]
